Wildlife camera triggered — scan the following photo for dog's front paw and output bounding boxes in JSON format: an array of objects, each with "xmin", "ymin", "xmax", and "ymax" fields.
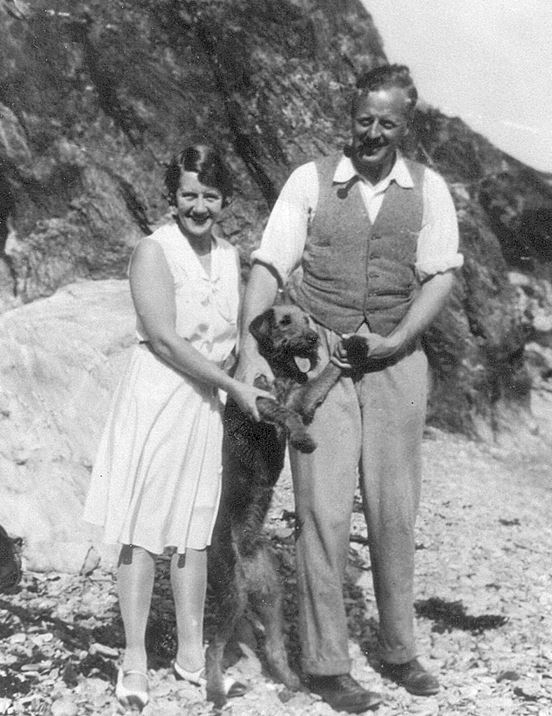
[
  {"xmin": 343, "ymin": 335, "xmax": 370, "ymax": 368},
  {"xmin": 289, "ymin": 431, "xmax": 317, "ymax": 453}
]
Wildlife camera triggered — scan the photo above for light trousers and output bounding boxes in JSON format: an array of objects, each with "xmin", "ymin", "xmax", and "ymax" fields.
[{"xmin": 290, "ymin": 323, "xmax": 428, "ymax": 675}]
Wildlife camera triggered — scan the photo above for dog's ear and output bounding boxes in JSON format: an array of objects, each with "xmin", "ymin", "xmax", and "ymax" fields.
[{"xmin": 249, "ymin": 309, "xmax": 274, "ymax": 348}]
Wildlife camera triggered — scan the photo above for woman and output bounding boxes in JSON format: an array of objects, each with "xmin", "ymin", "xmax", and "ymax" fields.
[{"xmin": 84, "ymin": 144, "xmax": 270, "ymax": 710}]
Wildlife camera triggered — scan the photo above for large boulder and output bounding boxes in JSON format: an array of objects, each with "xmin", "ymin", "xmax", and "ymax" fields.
[{"xmin": 0, "ymin": 279, "xmax": 134, "ymax": 570}]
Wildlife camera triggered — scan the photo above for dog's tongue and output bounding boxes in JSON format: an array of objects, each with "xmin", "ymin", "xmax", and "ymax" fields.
[{"xmin": 294, "ymin": 357, "xmax": 312, "ymax": 374}]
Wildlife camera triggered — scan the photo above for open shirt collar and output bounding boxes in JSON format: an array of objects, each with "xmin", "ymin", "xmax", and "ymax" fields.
[{"xmin": 333, "ymin": 152, "xmax": 414, "ymax": 192}]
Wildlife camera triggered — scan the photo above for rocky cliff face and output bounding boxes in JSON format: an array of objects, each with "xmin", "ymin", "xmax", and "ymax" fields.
[
  {"xmin": 0, "ymin": 0, "xmax": 385, "ymax": 304},
  {"xmin": 1, "ymin": 0, "xmax": 552, "ymax": 564}
]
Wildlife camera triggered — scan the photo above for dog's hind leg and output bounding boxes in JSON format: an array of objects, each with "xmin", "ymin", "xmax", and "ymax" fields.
[
  {"xmin": 206, "ymin": 514, "xmax": 250, "ymax": 709},
  {"xmin": 247, "ymin": 545, "xmax": 300, "ymax": 691},
  {"xmin": 206, "ymin": 563, "xmax": 248, "ymax": 708}
]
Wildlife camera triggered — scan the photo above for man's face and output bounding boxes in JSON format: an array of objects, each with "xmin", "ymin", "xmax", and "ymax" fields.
[{"xmin": 351, "ymin": 86, "xmax": 411, "ymax": 182}]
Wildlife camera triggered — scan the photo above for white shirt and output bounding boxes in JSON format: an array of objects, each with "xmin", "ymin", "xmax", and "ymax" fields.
[{"xmin": 252, "ymin": 153, "xmax": 463, "ymax": 284}]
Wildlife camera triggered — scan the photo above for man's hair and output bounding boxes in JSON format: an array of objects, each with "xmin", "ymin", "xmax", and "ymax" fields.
[
  {"xmin": 351, "ymin": 64, "xmax": 418, "ymax": 117},
  {"xmin": 165, "ymin": 144, "xmax": 233, "ymax": 206}
]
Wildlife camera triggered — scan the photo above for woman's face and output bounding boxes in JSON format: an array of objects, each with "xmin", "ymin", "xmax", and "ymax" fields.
[{"xmin": 174, "ymin": 171, "xmax": 224, "ymax": 242}]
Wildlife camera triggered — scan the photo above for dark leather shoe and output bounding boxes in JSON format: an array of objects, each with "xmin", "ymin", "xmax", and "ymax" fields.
[
  {"xmin": 306, "ymin": 673, "xmax": 381, "ymax": 713},
  {"xmin": 380, "ymin": 658, "xmax": 439, "ymax": 696}
]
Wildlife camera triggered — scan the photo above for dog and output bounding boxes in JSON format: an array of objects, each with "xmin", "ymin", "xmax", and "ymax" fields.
[
  {"xmin": 205, "ymin": 305, "xmax": 368, "ymax": 708},
  {"xmin": 0, "ymin": 525, "xmax": 22, "ymax": 593}
]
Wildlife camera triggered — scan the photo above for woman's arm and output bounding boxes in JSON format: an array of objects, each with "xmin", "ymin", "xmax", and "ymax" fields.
[{"xmin": 129, "ymin": 239, "xmax": 271, "ymax": 419}]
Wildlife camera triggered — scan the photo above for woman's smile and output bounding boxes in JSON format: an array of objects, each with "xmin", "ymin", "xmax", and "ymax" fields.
[{"xmin": 175, "ymin": 171, "xmax": 224, "ymax": 244}]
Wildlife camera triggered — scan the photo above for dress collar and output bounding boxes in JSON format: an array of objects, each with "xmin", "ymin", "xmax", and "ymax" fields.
[{"xmin": 171, "ymin": 222, "xmax": 221, "ymax": 283}]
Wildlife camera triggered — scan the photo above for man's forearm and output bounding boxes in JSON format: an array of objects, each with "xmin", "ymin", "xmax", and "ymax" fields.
[
  {"xmin": 392, "ymin": 270, "xmax": 455, "ymax": 348},
  {"xmin": 239, "ymin": 262, "xmax": 280, "ymax": 356}
]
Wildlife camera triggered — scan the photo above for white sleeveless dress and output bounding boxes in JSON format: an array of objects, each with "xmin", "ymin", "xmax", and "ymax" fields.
[{"xmin": 83, "ymin": 223, "xmax": 240, "ymax": 554}]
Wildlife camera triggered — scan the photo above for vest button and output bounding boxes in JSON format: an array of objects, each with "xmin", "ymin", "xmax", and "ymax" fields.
[{"xmin": 372, "ymin": 233, "xmax": 381, "ymax": 240}]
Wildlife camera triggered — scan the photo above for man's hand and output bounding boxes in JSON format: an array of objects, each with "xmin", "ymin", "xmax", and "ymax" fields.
[
  {"xmin": 234, "ymin": 261, "xmax": 280, "ymax": 386},
  {"xmin": 332, "ymin": 330, "xmax": 404, "ymax": 368},
  {"xmin": 360, "ymin": 330, "xmax": 405, "ymax": 362},
  {"xmin": 332, "ymin": 272, "xmax": 455, "ymax": 369},
  {"xmin": 332, "ymin": 338, "xmax": 358, "ymax": 369}
]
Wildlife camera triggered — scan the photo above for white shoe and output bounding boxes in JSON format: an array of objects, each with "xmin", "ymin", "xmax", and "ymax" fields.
[
  {"xmin": 173, "ymin": 661, "xmax": 204, "ymax": 686},
  {"xmin": 115, "ymin": 668, "xmax": 149, "ymax": 710},
  {"xmin": 173, "ymin": 660, "xmax": 246, "ymax": 697}
]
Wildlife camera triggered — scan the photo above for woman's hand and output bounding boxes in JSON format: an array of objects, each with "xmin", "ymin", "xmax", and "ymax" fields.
[
  {"xmin": 228, "ymin": 380, "xmax": 274, "ymax": 422},
  {"xmin": 234, "ymin": 351, "xmax": 274, "ymax": 387}
]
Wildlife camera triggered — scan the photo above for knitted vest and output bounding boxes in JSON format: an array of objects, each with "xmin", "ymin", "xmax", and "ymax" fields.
[{"xmin": 294, "ymin": 153, "xmax": 425, "ymax": 336}]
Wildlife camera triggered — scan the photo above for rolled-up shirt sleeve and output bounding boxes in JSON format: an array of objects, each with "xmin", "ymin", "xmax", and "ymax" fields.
[
  {"xmin": 251, "ymin": 162, "xmax": 318, "ymax": 285},
  {"xmin": 416, "ymin": 168, "xmax": 464, "ymax": 282}
]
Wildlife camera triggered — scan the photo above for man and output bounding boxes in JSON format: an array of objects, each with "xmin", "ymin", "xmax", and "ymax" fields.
[{"xmin": 236, "ymin": 64, "xmax": 462, "ymax": 713}]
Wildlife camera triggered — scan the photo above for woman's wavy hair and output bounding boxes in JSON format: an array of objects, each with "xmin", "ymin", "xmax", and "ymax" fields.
[
  {"xmin": 165, "ymin": 144, "xmax": 233, "ymax": 207},
  {"xmin": 351, "ymin": 64, "xmax": 418, "ymax": 117}
]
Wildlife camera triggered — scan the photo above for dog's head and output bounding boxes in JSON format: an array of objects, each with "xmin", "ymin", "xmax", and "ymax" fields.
[
  {"xmin": 0, "ymin": 526, "xmax": 22, "ymax": 593},
  {"xmin": 249, "ymin": 306, "xmax": 319, "ymax": 371}
]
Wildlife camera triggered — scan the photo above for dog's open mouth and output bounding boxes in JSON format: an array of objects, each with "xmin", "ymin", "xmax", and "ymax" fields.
[
  {"xmin": 293, "ymin": 356, "xmax": 313, "ymax": 374},
  {"xmin": 292, "ymin": 346, "xmax": 319, "ymax": 374},
  {"xmin": 289, "ymin": 334, "xmax": 319, "ymax": 374}
]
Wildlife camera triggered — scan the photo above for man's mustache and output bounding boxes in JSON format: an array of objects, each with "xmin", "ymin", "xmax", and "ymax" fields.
[
  {"xmin": 360, "ymin": 138, "xmax": 387, "ymax": 151},
  {"xmin": 188, "ymin": 213, "xmax": 210, "ymax": 220}
]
